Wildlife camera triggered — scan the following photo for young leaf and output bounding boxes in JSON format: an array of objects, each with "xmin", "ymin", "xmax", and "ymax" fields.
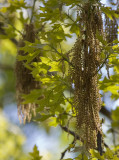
[{"xmin": 29, "ymin": 145, "xmax": 42, "ymax": 160}]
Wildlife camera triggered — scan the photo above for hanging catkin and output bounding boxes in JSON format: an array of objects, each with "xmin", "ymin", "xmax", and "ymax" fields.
[
  {"xmin": 71, "ymin": 4, "xmax": 103, "ymax": 149},
  {"xmin": 105, "ymin": 15, "xmax": 118, "ymax": 43},
  {"xmin": 104, "ymin": 11, "xmax": 118, "ymax": 78},
  {"xmin": 15, "ymin": 24, "xmax": 40, "ymax": 124}
]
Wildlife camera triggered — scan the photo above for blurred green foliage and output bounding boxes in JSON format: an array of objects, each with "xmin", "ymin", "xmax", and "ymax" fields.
[{"xmin": 0, "ymin": 111, "xmax": 28, "ymax": 160}]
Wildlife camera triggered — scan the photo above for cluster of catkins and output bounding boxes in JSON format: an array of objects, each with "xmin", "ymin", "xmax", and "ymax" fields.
[
  {"xmin": 15, "ymin": 2, "xmax": 118, "ymax": 150},
  {"xmin": 71, "ymin": 4, "xmax": 103, "ymax": 149},
  {"xmin": 15, "ymin": 24, "xmax": 40, "ymax": 124}
]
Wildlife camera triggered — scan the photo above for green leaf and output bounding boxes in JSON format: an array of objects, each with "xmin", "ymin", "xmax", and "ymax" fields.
[
  {"xmin": 112, "ymin": 107, "xmax": 119, "ymax": 121},
  {"xmin": 90, "ymin": 149, "xmax": 104, "ymax": 160},
  {"xmin": 70, "ymin": 22, "xmax": 80, "ymax": 36},
  {"xmin": 48, "ymin": 117, "xmax": 58, "ymax": 127},
  {"xmin": 101, "ymin": 7, "xmax": 118, "ymax": 20},
  {"xmin": 104, "ymin": 148, "xmax": 114, "ymax": 159},
  {"xmin": 29, "ymin": 145, "xmax": 42, "ymax": 160},
  {"xmin": 35, "ymin": 114, "xmax": 53, "ymax": 122},
  {"xmin": 75, "ymin": 154, "xmax": 88, "ymax": 160},
  {"xmin": 40, "ymin": 57, "xmax": 50, "ymax": 65}
]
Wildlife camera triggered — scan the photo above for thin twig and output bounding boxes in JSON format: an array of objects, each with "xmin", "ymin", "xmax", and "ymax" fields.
[
  {"xmin": 63, "ymin": 95, "xmax": 73, "ymax": 105},
  {"xmin": 60, "ymin": 138, "xmax": 75, "ymax": 160},
  {"xmin": 10, "ymin": 38, "xmax": 18, "ymax": 45},
  {"xmin": 0, "ymin": 25, "xmax": 19, "ymax": 45},
  {"xmin": 59, "ymin": 43, "xmax": 63, "ymax": 55},
  {"xmin": 60, "ymin": 125, "xmax": 109, "ymax": 150},
  {"xmin": 36, "ymin": 23, "xmax": 46, "ymax": 34},
  {"xmin": 30, "ymin": 0, "xmax": 37, "ymax": 24},
  {"xmin": 60, "ymin": 125, "xmax": 80, "ymax": 140},
  {"xmin": 65, "ymin": 13, "xmax": 75, "ymax": 23},
  {"xmin": 0, "ymin": 13, "xmax": 23, "ymax": 36},
  {"xmin": 50, "ymin": 45, "xmax": 74, "ymax": 67},
  {"xmin": 97, "ymin": 54, "xmax": 110, "ymax": 73},
  {"xmin": 10, "ymin": 23, "xmax": 23, "ymax": 36},
  {"xmin": 100, "ymin": 106, "xmax": 111, "ymax": 120},
  {"xmin": 92, "ymin": 53, "xmax": 110, "ymax": 77},
  {"xmin": 77, "ymin": 4, "xmax": 84, "ymax": 10}
]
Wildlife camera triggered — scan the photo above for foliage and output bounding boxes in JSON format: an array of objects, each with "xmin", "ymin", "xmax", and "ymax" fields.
[
  {"xmin": 29, "ymin": 145, "xmax": 42, "ymax": 160},
  {"xmin": 0, "ymin": 0, "xmax": 119, "ymax": 159},
  {"xmin": 0, "ymin": 111, "xmax": 28, "ymax": 160}
]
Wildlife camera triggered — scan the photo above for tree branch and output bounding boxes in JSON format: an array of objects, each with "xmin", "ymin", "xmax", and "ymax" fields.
[
  {"xmin": 96, "ymin": 54, "xmax": 110, "ymax": 74},
  {"xmin": 50, "ymin": 45, "xmax": 74, "ymax": 67},
  {"xmin": 60, "ymin": 125, "xmax": 109, "ymax": 151},
  {"xmin": 65, "ymin": 13, "xmax": 75, "ymax": 23},
  {"xmin": 0, "ymin": 24, "xmax": 18, "ymax": 46},
  {"xmin": 0, "ymin": 12, "xmax": 23, "ymax": 36},
  {"xmin": 97, "ymin": 131, "xmax": 103, "ymax": 156},
  {"xmin": 60, "ymin": 125, "xmax": 80, "ymax": 140},
  {"xmin": 10, "ymin": 38, "xmax": 18, "ymax": 46},
  {"xmin": 100, "ymin": 106, "xmax": 111, "ymax": 120},
  {"xmin": 60, "ymin": 138, "xmax": 75, "ymax": 160},
  {"xmin": 0, "ymin": 19, "xmax": 19, "ymax": 46},
  {"xmin": 30, "ymin": 0, "xmax": 37, "ymax": 23}
]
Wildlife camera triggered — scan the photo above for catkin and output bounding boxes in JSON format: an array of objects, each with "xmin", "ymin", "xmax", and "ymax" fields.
[
  {"xmin": 15, "ymin": 24, "xmax": 40, "ymax": 124},
  {"xmin": 105, "ymin": 15, "xmax": 118, "ymax": 43},
  {"xmin": 71, "ymin": 4, "xmax": 103, "ymax": 149}
]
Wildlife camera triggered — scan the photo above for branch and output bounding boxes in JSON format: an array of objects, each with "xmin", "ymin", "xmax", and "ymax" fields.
[
  {"xmin": 60, "ymin": 125, "xmax": 109, "ymax": 150},
  {"xmin": 30, "ymin": 0, "xmax": 37, "ymax": 23},
  {"xmin": 65, "ymin": 13, "xmax": 75, "ymax": 23},
  {"xmin": 50, "ymin": 45, "xmax": 74, "ymax": 67},
  {"xmin": 60, "ymin": 125, "xmax": 80, "ymax": 140},
  {"xmin": 77, "ymin": 4, "xmax": 84, "ymax": 10},
  {"xmin": 0, "ymin": 13, "xmax": 23, "ymax": 36},
  {"xmin": 92, "ymin": 54, "xmax": 111, "ymax": 77},
  {"xmin": 100, "ymin": 107, "xmax": 111, "ymax": 120},
  {"xmin": 0, "ymin": 24, "xmax": 18, "ymax": 46},
  {"xmin": 9, "ymin": 23, "xmax": 23, "ymax": 36},
  {"xmin": 10, "ymin": 38, "xmax": 18, "ymax": 46},
  {"xmin": 97, "ymin": 54, "xmax": 110, "ymax": 74},
  {"xmin": 36, "ymin": 23, "xmax": 46, "ymax": 35},
  {"xmin": 60, "ymin": 139, "xmax": 75, "ymax": 160}
]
